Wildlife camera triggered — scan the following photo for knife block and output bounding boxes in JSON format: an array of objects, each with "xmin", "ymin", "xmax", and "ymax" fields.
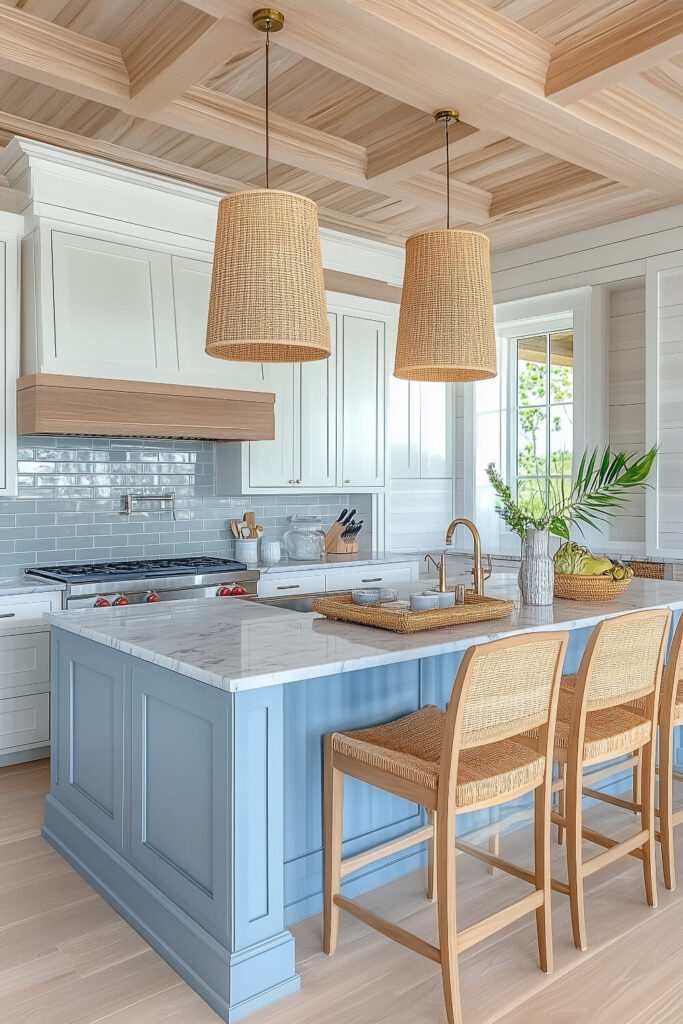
[{"xmin": 324, "ymin": 522, "xmax": 359, "ymax": 555}]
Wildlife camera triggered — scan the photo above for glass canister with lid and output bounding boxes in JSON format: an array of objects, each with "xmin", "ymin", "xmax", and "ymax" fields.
[{"xmin": 282, "ymin": 515, "xmax": 326, "ymax": 560}]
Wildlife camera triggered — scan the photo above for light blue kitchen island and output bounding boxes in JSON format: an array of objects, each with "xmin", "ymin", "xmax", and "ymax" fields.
[{"xmin": 44, "ymin": 579, "xmax": 683, "ymax": 1021}]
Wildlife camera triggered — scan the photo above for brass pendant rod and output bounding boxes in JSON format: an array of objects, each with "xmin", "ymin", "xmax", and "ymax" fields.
[
  {"xmin": 265, "ymin": 17, "xmax": 270, "ymax": 189},
  {"xmin": 445, "ymin": 115, "xmax": 450, "ymax": 229}
]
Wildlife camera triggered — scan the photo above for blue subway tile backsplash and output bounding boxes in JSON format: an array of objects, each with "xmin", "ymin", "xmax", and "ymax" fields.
[{"xmin": 0, "ymin": 436, "xmax": 372, "ymax": 575}]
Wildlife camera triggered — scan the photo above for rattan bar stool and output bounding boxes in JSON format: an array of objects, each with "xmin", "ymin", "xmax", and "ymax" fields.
[
  {"xmin": 575, "ymin": 613, "xmax": 683, "ymax": 891},
  {"xmin": 522, "ymin": 609, "xmax": 671, "ymax": 952},
  {"xmin": 323, "ymin": 631, "xmax": 568, "ymax": 1024}
]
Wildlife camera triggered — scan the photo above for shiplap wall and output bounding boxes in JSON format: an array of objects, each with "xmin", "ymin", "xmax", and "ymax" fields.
[
  {"xmin": 607, "ymin": 284, "xmax": 646, "ymax": 547},
  {"xmin": 655, "ymin": 265, "xmax": 683, "ymax": 554}
]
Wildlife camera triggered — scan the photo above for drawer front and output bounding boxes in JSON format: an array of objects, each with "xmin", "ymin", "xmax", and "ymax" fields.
[
  {"xmin": 0, "ymin": 632, "xmax": 50, "ymax": 696},
  {"xmin": 326, "ymin": 565, "xmax": 415, "ymax": 592},
  {"xmin": 257, "ymin": 572, "xmax": 327, "ymax": 597},
  {"xmin": 0, "ymin": 592, "xmax": 62, "ymax": 629},
  {"xmin": 0, "ymin": 692, "xmax": 50, "ymax": 752}
]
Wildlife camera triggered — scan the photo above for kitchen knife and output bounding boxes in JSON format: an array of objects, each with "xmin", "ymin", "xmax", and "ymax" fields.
[
  {"xmin": 342, "ymin": 508, "xmax": 356, "ymax": 526},
  {"xmin": 336, "ymin": 508, "xmax": 348, "ymax": 523},
  {"xmin": 341, "ymin": 519, "xmax": 356, "ymax": 540}
]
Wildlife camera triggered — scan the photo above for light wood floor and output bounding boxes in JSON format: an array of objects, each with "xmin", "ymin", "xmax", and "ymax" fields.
[{"xmin": 2, "ymin": 760, "xmax": 683, "ymax": 1023}]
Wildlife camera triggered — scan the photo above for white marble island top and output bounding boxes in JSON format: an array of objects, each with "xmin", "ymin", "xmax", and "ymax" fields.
[{"xmin": 45, "ymin": 578, "xmax": 683, "ymax": 693}]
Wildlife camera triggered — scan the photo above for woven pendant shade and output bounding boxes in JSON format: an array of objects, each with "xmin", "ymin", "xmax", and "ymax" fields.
[
  {"xmin": 205, "ymin": 188, "xmax": 330, "ymax": 362},
  {"xmin": 394, "ymin": 228, "xmax": 497, "ymax": 382}
]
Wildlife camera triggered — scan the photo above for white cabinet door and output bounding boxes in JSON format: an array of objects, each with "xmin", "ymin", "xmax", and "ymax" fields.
[
  {"xmin": 249, "ymin": 364, "xmax": 298, "ymax": 488},
  {"xmin": 340, "ymin": 314, "xmax": 385, "ymax": 487},
  {"xmin": 0, "ymin": 692, "xmax": 50, "ymax": 753},
  {"xmin": 51, "ymin": 231, "xmax": 177, "ymax": 380},
  {"xmin": 419, "ymin": 381, "xmax": 453, "ymax": 478},
  {"xmin": 299, "ymin": 312, "xmax": 337, "ymax": 487},
  {"xmin": 171, "ymin": 255, "xmax": 270, "ymax": 390},
  {"xmin": 0, "ymin": 236, "xmax": 15, "ymax": 496}
]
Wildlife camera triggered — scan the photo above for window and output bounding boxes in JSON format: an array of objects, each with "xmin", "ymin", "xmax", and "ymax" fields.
[
  {"xmin": 466, "ymin": 288, "xmax": 597, "ymax": 556},
  {"xmin": 515, "ymin": 330, "xmax": 573, "ymax": 519}
]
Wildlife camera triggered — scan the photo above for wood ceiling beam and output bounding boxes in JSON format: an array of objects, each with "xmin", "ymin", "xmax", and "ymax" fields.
[
  {"xmin": 0, "ymin": 111, "xmax": 407, "ymax": 244},
  {"xmin": 0, "ymin": 5, "xmax": 129, "ymax": 106},
  {"xmin": 366, "ymin": 118, "xmax": 479, "ymax": 182},
  {"xmin": 237, "ymin": 0, "xmax": 683, "ymax": 194},
  {"xmin": 156, "ymin": 86, "xmax": 492, "ymax": 221},
  {"xmin": 125, "ymin": 18, "xmax": 256, "ymax": 118},
  {"xmin": 546, "ymin": 0, "xmax": 683, "ymax": 104}
]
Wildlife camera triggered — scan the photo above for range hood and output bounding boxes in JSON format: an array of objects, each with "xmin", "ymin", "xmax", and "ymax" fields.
[{"xmin": 16, "ymin": 374, "xmax": 275, "ymax": 441}]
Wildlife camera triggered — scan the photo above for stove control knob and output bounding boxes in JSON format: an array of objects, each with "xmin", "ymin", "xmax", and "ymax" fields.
[
  {"xmin": 112, "ymin": 594, "xmax": 129, "ymax": 606},
  {"xmin": 217, "ymin": 585, "xmax": 234, "ymax": 597},
  {"xmin": 144, "ymin": 591, "xmax": 161, "ymax": 603},
  {"xmin": 231, "ymin": 585, "xmax": 247, "ymax": 596},
  {"xmin": 94, "ymin": 596, "xmax": 111, "ymax": 608}
]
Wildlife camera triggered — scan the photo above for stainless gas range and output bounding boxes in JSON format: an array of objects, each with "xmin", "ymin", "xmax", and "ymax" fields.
[{"xmin": 26, "ymin": 556, "xmax": 260, "ymax": 609}]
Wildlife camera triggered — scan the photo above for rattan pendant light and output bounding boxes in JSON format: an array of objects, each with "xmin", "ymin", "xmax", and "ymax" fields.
[
  {"xmin": 205, "ymin": 9, "xmax": 330, "ymax": 363},
  {"xmin": 394, "ymin": 110, "xmax": 497, "ymax": 382}
]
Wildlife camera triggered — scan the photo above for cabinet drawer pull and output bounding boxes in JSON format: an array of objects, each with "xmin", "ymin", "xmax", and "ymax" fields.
[
  {"xmin": 361, "ymin": 577, "xmax": 382, "ymax": 583},
  {"xmin": 276, "ymin": 584, "xmax": 300, "ymax": 591},
  {"xmin": 0, "ymin": 612, "xmax": 15, "ymax": 618}
]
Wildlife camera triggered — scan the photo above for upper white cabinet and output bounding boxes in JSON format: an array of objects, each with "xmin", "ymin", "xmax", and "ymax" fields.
[
  {"xmin": 171, "ymin": 255, "xmax": 269, "ymax": 391},
  {"xmin": 50, "ymin": 231, "xmax": 177, "ymax": 379},
  {"xmin": 0, "ymin": 214, "xmax": 22, "ymax": 496},
  {"xmin": 339, "ymin": 314, "xmax": 385, "ymax": 488},
  {"xmin": 217, "ymin": 298, "xmax": 392, "ymax": 493}
]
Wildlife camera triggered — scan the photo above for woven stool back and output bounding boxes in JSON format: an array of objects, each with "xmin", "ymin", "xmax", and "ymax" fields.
[
  {"xmin": 581, "ymin": 610, "xmax": 671, "ymax": 712},
  {"xmin": 450, "ymin": 633, "xmax": 569, "ymax": 750}
]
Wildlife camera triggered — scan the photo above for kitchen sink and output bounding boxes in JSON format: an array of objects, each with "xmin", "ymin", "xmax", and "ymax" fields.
[{"xmin": 250, "ymin": 593, "xmax": 324, "ymax": 613}]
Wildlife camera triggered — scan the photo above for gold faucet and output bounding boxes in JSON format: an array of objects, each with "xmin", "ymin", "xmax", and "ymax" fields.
[
  {"xmin": 424, "ymin": 553, "xmax": 448, "ymax": 592},
  {"xmin": 444, "ymin": 518, "xmax": 492, "ymax": 596}
]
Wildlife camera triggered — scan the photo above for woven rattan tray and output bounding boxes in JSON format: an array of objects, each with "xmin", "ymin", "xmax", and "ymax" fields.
[{"xmin": 311, "ymin": 592, "xmax": 515, "ymax": 633}]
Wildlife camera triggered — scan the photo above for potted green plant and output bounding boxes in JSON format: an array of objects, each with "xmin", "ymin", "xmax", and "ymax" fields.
[{"xmin": 486, "ymin": 446, "xmax": 657, "ymax": 605}]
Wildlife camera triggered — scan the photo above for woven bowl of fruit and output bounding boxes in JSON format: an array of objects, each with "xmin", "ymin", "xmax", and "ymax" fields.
[{"xmin": 553, "ymin": 542, "xmax": 634, "ymax": 602}]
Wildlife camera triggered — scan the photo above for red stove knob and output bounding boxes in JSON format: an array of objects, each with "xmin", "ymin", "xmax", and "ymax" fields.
[
  {"xmin": 94, "ymin": 596, "xmax": 111, "ymax": 608},
  {"xmin": 112, "ymin": 594, "xmax": 129, "ymax": 606},
  {"xmin": 217, "ymin": 585, "xmax": 234, "ymax": 597},
  {"xmin": 144, "ymin": 591, "xmax": 160, "ymax": 603},
  {"xmin": 231, "ymin": 585, "xmax": 247, "ymax": 596}
]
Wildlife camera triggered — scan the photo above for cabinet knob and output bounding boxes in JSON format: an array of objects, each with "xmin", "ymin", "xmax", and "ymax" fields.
[
  {"xmin": 344, "ymin": 479, "xmax": 350, "ymax": 484},
  {"xmin": 289, "ymin": 479, "xmax": 295, "ymax": 484},
  {"xmin": 296, "ymin": 479, "xmax": 301, "ymax": 484}
]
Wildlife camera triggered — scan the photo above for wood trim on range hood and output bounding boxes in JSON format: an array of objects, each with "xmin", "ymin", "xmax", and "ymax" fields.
[{"xmin": 16, "ymin": 374, "xmax": 275, "ymax": 441}]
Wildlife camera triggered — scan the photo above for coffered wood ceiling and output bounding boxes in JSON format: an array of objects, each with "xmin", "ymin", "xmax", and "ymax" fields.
[{"xmin": 0, "ymin": 0, "xmax": 680, "ymax": 251}]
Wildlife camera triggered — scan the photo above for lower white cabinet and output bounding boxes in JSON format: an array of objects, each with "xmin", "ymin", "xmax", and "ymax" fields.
[
  {"xmin": 0, "ymin": 632, "xmax": 50, "ymax": 696},
  {"xmin": 0, "ymin": 692, "xmax": 50, "ymax": 754},
  {"xmin": 256, "ymin": 561, "xmax": 418, "ymax": 597},
  {"xmin": 257, "ymin": 572, "xmax": 327, "ymax": 597}
]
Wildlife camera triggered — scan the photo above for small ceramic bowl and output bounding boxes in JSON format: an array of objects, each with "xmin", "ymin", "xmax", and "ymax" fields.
[
  {"xmin": 409, "ymin": 592, "xmax": 440, "ymax": 612},
  {"xmin": 377, "ymin": 587, "xmax": 398, "ymax": 601},
  {"xmin": 426, "ymin": 589, "xmax": 456, "ymax": 608},
  {"xmin": 352, "ymin": 588, "xmax": 383, "ymax": 605}
]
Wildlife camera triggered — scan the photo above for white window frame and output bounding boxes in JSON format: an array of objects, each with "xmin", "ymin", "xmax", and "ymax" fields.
[{"xmin": 463, "ymin": 287, "xmax": 606, "ymax": 556}]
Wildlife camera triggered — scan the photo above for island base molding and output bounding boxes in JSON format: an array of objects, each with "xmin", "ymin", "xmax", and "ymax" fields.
[{"xmin": 43, "ymin": 799, "xmax": 299, "ymax": 1022}]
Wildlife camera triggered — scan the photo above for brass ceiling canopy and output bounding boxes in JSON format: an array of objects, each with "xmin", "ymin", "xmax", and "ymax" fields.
[
  {"xmin": 393, "ymin": 106, "xmax": 497, "ymax": 383},
  {"xmin": 252, "ymin": 8, "xmax": 285, "ymax": 32},
  {"xmin": 205, "ymin": 8, "xmax": 330, "ymax": 364}
]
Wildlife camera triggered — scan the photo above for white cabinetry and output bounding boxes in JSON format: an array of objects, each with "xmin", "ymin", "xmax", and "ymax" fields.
[
  {"xmin": 0, "ymin": 589, "xmax": 61, "ymax": 766},
  {"xmin": 256, "ymin": 560, "xmax": 418, "ymax": 597},
  {"xmin": 0, "ymin": 214, "xmax": 22, "ymax": 496},
  {"xmin": 217, "ymin": 296, "xmax": 393, "ymax": 494},
  {"xmin": 389, "ymin": 378, "xmax": 453, "ymax": 479}
]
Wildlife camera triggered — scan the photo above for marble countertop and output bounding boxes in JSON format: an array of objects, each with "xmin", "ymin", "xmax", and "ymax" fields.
[
  {"xmin": 0, "ymin": 575, "xmax": 66, "ymax": 596},
  {"xmin": 45, "ymin": 578, "xmax": 683, "ymax": 694}
]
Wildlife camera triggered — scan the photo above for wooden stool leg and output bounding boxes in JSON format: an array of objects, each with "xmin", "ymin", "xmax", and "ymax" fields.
[
  {"xmin": 427, "ymin": 810, "xmax": 437, "ymax": 901},
  {"xmin": 534, "ymin": 783, "xmax": 553, "ymax": 974},
  {"xmin": 633, "ymin": 760, "xmax": 642, "ymax": 814},
  {"xmin": 566, "ymin": 753, "xmax": 587, "ymax": 951},
  {"xmin": 323, "ymin": 736, "xmax": 344, "ymax": 955},
  {"xmin": 557, "ymin": 762, "xmax": 566, "ymax": 846},
  {"xmin": 660, "ymin": 726, "xmax": 676, "ymax": 891},
  {"xmin": 640, "ymin": 742, "xmax": 658, "ymax": 908},
  {"xmin": 436, "ymin": 808, "xmax": 462, "ymax": 1024}
]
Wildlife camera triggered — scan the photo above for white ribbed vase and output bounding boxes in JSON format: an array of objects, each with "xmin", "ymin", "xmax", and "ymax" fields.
[{"xmin": 518, "ymin": 528, "xmax": 554, "ymax": 606}]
